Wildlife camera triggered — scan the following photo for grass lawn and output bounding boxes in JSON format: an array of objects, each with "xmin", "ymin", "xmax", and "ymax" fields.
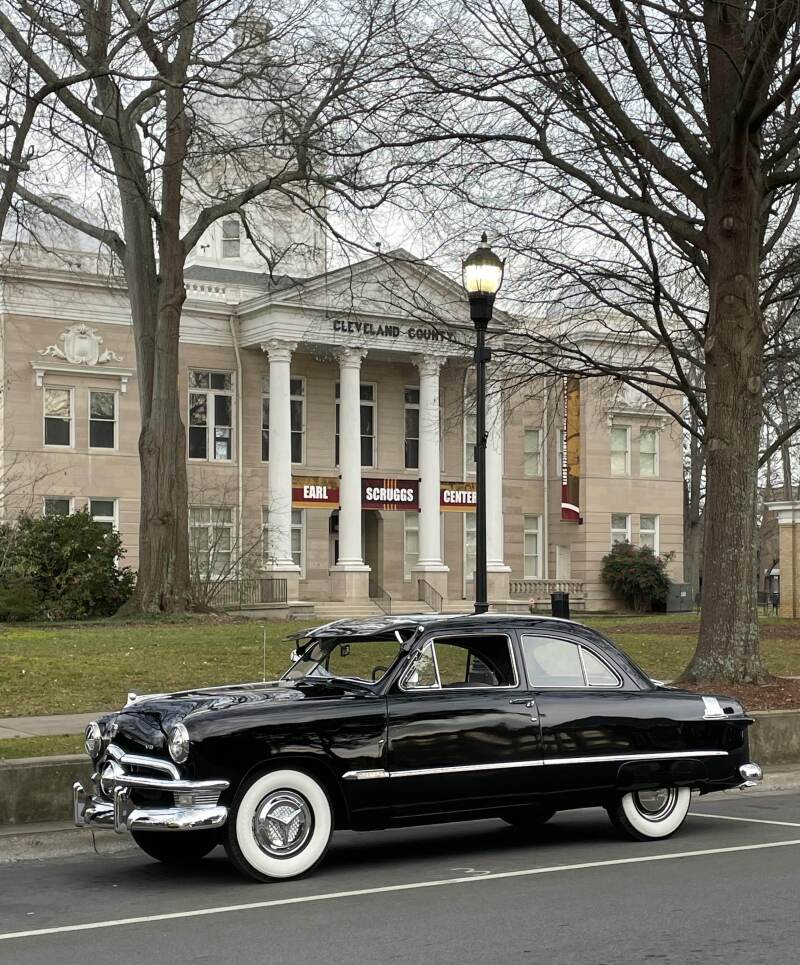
[
  {"xmin": 0, "ymin": 734, "xmax": 83, "ymax": 759},
  {"xmin": 0, "ymin": 612, "xmax": 799, "ymax": 721}
]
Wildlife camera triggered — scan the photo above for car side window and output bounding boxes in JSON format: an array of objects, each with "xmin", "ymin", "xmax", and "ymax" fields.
[
  {"xmin": 521, "ymin": 635, "xmax": 620, "ymax": 688},
  {"xmin": 402, "ymin": 635, "xmax": 516, "ymax": 690}
]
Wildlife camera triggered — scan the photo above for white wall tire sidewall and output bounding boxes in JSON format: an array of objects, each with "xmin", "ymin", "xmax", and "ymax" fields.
[
  {"xmin": 234, "ymin": 769, "xmax": 332, "ymax": 880},
  {"xmin": 620, "ymin": 787, "xmax": 691, "ymax": 838}
]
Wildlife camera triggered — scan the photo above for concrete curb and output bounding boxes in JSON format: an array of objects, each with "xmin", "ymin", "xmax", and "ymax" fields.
[{"xmin": 0, "ymin": 822, "xmax": 137, "ymax": 864}]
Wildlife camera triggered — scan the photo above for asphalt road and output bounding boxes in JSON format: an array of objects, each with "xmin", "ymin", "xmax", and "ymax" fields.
[{"xmin": 1, "ymin": 790, "xmax": 798, "ymax": 965}]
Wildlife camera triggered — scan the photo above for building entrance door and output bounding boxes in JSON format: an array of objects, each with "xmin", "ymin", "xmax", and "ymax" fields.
[{"xmin": 363, "ymin": 510, "xmax": 383, "ymax": 586}]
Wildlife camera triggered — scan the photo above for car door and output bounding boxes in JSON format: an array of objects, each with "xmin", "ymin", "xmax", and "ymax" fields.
[
  {"xmin": 517, "ymin": 629, "xmax": 646, "ymax": 794},
  {"xmin": 386, "ymin": 631, "xmax": 543, "ymax": 819}
]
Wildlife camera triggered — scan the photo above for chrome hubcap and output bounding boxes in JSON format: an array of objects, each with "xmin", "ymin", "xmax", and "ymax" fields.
[
  {"xmin": 252, "ymin": 790, "xmax": 313, "ymax": 858},
  {"xmin": 633, "ymin": 787, "xmax": 677, "ymax": 821}
]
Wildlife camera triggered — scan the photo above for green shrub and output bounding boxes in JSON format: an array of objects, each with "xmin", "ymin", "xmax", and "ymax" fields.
[
  {"xmin": 600, "ymin": 541, "xmax": 672, "ymax": 612},
  {"xmin": 0, "ymin": 510, "xmax": 134, "ymax": 621},
  {"xmin": 0, "ymin": 575, "xmax": 40, "ymax": 621}
]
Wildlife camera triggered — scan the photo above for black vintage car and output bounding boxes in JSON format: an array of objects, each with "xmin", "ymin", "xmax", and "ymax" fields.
[{"xmin": 74, "ymin": 614, "xmax": 762, "ymax": 882}]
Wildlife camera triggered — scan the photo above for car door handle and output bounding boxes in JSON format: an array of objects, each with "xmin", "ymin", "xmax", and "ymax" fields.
[{"xmin": 509, "ymin": 697, "xmax": 537, "ymax": 707}]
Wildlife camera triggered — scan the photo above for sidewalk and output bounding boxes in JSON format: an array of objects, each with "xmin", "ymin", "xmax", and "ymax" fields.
[{"xmin": 0, "ymin": 712, "xmax": 102, "ymax": 739}]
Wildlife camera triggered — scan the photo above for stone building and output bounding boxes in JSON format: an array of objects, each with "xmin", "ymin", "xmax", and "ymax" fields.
[{"xmin": 0, "ymin": 212, "xmax": 684, "ymax": 613}]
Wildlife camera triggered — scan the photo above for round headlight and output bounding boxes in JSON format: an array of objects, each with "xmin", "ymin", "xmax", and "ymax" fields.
[
  {"xmin": 84, "ymin": 721, "xmax": 103, "ymax": 759},
  {"xmin": 168, "ymin": 723, "xmax": 190, "ymax": 764}
]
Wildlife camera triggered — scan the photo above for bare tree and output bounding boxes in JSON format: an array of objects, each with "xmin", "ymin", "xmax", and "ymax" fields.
[
  {"xmin": 378, "ymin": 0, "xmax": 800, "ymax": 683},
  {"xmin": 0, "ymin": 0, "xmax": 402, "ymax": 612}
]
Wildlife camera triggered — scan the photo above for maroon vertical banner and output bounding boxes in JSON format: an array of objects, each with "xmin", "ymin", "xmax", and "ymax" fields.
[{"xmin": 561, "ymin": 376, "xmax": 581, "ymax": 521}]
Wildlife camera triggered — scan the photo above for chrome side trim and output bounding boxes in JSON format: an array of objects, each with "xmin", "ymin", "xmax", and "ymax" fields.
[
  {"xmin": 342, "ymin": 749, "xmax": 729, "ymax": 781},
  {"xmin": 543, "ymin": 750, "xmax": 728, "ymax": 766}
]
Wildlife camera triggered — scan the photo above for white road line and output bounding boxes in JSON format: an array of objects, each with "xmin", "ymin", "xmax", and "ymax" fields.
[
  {"xmin": 2, "ymin": 837, "xmax": 800, "ymax": 943},
  {"xmin": 692, "ymin": 812, "xmax": 800, "ymax": 828}
]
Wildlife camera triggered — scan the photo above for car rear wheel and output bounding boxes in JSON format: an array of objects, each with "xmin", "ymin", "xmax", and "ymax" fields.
[
  {"xmin": 501, "ymin": 805, "xmax": 556, "ymax": 829},
  {"xmin": 131, "ymin": 828, "xmax": 220, "ymax": 864},
  {"xmin": 608, "ymin": 786, "xmax": 691, "ymax": 841},
  {"xmin": 224, "ymin": 768, "xmax": 333, "ymax": 882}
]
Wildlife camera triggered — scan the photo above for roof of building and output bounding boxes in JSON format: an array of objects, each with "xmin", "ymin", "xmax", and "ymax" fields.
[{"xmin": 184, "ymin": 264, "xmax": 299, "ymax": 290}]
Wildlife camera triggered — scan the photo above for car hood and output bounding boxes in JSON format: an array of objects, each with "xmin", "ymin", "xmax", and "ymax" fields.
[{"xmin": 103, "ymin": 679, "xmax": 369, "ymax": 751}]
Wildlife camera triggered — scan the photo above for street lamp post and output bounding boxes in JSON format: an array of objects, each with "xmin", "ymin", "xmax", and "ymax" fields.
[{"xmin": 462, "ymin": 233, "xmax": 505, "ymax": 615}]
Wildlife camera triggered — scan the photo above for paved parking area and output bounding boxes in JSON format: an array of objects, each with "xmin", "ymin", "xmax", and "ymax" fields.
[{"xmin": 1, "ymin": 789, "xmax": 798, "ymax": 964}]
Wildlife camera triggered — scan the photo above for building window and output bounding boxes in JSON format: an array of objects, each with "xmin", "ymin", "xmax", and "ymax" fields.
[
  {"xmin": 523, "ymin": 514, "xmax": 542, "ymax": 579},
  {"xmin": 188, "ymin": 370, "xmax": 233, "ymax": 461},
  {"xmin": 639, "ymin": 428, "xmax": 659, "ymax": 477},
  {"xmin": 404, "ymin": 387, "xmax": 420, "ymax": 470},
  {"xmin": 263, "ymin": 508, "xmax": 305, "ymax": 576},
  {"xmin": 610, "ymin": 425, "xmax": 630, "ymax": 475},
  {"xmin": 90, "ymin": 498, "xmax": 117, "ymax": 534},
  {"xmin": 44, "ymin": 387, "xmax": 72, "ymax": 447},
  {"xmin": 464, "ymin": 512, "xmax": 476, "ymax": 582},
  {"xmin": 221, "ymin": 219, "xmax": 241, "ymax": 259},
  {"xmin": 89, "ymin": 390, "xmax": 116, "ymax": 449},
  {"xmin": 464, "ymin": 410, "xmax": 476, "ymax": 475},
  {"xmin": 261, "ymin": 378, "xmax": 269, "ymax": 462},
  {"xmin": 611, "ymin": 513, "xmax": 631, "ymax": 546},
  {"xmin": 404, "ymin": 512, "xmax": 419, "ymax": 580},
  {"xmin": 335, "ymin": 383, "xmax": 376, "ymax": 467},
  {"xmin": 290, "ymin": 379, "xmax": 305, "ymax": 464},
  {"xmin": 189, "ymin": 506, "xmax": 234, "ymax": 578},
  {"xmin": 640, "ymin": 514, "xmax": 659, "ymax": 553},
  {"xmin": 44, "ymin": 497, "xmax": 71, "ymax": 516},
  {"xmin": 523, "ymin": 428, "xmax": 542, "ymax": 477}
]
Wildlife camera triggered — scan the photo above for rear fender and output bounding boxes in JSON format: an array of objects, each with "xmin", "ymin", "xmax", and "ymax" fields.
[{"xmin": 616, "ymin": 757, "xmax": 708, "ymax": 793}]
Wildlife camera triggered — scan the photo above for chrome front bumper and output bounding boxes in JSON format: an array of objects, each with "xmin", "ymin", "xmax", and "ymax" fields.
[
  {"xmin": 738, "ymin": 762, "xmax": 763, "ymax": 789},
  {"xmin": 73, "ymin": 743, "xmax": 230, "ymax": 833}
]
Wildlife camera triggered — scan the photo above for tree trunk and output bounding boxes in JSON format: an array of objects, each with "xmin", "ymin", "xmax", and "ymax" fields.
[
  {"xmin": 682, "ymin": 173, "xmax": 769, "ymax": 684},
  {"xmin": 683, "ymin": 408, "xmax": 705, "ymax": 601}
]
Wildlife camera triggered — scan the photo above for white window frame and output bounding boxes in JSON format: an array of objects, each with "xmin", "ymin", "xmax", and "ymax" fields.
[
  {"xmin": 261, "ymin": 377, "xmax": 270, "ymax": 463},
  {"xmin": 523, "ymin": 427, "xmax": 542, "ymax": 477},
  {"xmin": 464, "ymin": 512, "xmax": 476, "ymax": 585},
  {"xmin": 639, "ymin": 514, "xmax": 660, "ymax": 554},
  {"xmin": 188, "ymin": 370, "xmax": 235, "ymax": 463},
  {"xmin": 556, "ymin": 544, "xmax": 571, "ymax": 580},
  {"xmin": 639, "ymin": 427, "xmax": 659, "ymax": 477},
  {"xmin": 403, "ymin": 511, "xmax": 420, "ymax": 581},
  {"xmin": 523, "ymin": 514, "xmax": 542, "ymax": 579},
  {"xmin": 89, "ymin": 497, "xmax": 118, "ymax": 533},
  {"xmin": 611, "ymin": 513, "xmax": 631, "ymax": 546},
  {"xmin": 88, "ymin": 389, "xmax": 118, "ymax": 452},
  {"xmin": 404, "ymin": 386, "xmax": 420, "ymax": 471},
  {"xmin": 189, "ymin": 505, "xmax": 235, "ymax": 578},
  {"xmin": 610, "ymin": 425, "xmax": 631, "ymax": 476},
  {"xmin": 43, "ymin": 496, "xmax": 73, "ymax": 517},
  {"xmin": 221, "ymin": 218, "xmax": 241, "ymax": 259},
  {"xmin": 262, "ymin": 507, "xmax": 306, "ymax": 578},
  {"xmin": 290, "ymin": 377, "xmax": 305, "ymax": 465},
  {"xmin": 43, "ymin": 385, "xmax": 74, "ymax": 449},
  {"xmin": 335, "ymin": 381, "xmax": 377, "ymax": 469}
]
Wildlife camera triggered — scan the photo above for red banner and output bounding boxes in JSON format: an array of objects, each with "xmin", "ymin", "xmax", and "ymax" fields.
[
  {"xmin": 292, "ymin": 476, "xmax": 339, "ymax": 509},
  {"xmin": 362, "ymin": 478, "xmax": 419, "ymax": 511},
  {"xmin": 561, "ymin": 376, "xmax": 581, "ymax": 522}
]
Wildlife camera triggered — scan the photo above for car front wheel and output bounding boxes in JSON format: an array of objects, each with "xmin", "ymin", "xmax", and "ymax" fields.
[
  {"xmin": 225, "ymin": 768, "xmax": 333, "ymax": 882},
  {"xmin": 608, "ymin": 786, "xmax": 691, "ymax": 841}
]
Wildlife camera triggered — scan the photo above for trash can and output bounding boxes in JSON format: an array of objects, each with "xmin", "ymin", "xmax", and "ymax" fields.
[{"xmin": 551, "ymin": 592, "xmax": 570, "ymax": 619}]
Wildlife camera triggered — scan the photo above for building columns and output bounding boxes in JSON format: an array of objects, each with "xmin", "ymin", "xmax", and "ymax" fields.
[
  {"xmin": 485, "ymin": 377, "xmax": 511, "ymax": 601},
  {"xmin": 412, "ymin": 355, "xmax": 449, "ymax": 600},
  {"xmin": 262, "ymin": 339, "xmax": 300, "ymax": 601},
  {"xmin": 330, "ymin": 348, "xmax": 370, "ymax": 601}
]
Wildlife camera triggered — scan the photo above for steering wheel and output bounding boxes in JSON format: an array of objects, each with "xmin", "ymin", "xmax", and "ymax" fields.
[{"xmin": 371, "ymin": 665, "xmax": 389, "ymax": 682}]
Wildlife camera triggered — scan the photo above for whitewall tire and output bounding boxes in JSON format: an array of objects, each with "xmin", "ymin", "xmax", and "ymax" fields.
[
  {"xmin": 608, "ymin": 786, "xmax": 691, "ymax": 841},
  {"xmin": 225, "ymin": 769, "xmax": 333, "ymax": 882}
]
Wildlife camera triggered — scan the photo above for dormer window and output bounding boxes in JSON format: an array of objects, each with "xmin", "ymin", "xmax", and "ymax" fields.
[{"xmin": 221, "ymin": 219, "xmax": 241, "ymax": 259}]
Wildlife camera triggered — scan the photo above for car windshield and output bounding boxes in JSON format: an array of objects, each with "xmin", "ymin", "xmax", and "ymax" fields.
[{"xmin": 283, "ymin": 636, "xmax": 405, "ymax": 685}]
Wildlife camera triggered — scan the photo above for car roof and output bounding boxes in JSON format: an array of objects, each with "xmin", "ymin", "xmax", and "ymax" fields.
[{"xmin": 291, "ymin": 612, "xmax": 587, "ymax": 639}]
